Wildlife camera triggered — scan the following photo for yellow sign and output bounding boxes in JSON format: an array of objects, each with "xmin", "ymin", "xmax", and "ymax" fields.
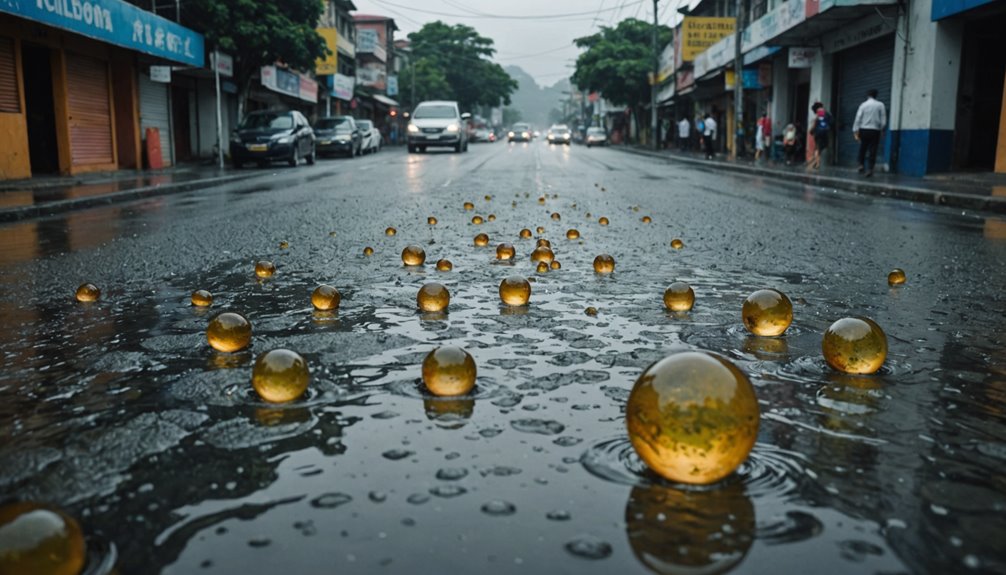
[
  {"xmin": 316, "ymin": 28, "xmax": 338, "ymax": 75},
  {"xmin": 681, "ymin": 17, "xmax": 735, "ymax": 62}
]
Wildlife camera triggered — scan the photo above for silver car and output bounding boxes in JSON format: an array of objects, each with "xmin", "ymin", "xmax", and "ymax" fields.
[{"xmin": 407, "ymin": 100, "xmax": 470, "ymax": 153}]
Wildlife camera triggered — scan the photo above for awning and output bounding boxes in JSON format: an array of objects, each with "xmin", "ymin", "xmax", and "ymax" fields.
[
  {"xmin": 372, "ymin": 94, "xmax": 399, "ymax": 107},
  {"xmin": 656, "ymin": 82, "xmax": 676, "ymax": 105}
]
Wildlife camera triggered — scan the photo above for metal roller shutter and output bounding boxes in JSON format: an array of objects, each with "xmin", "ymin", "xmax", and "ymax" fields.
[
  {"xmin": 834, "ymin": 34, "xmax": 895, "ymax": 167},
  {"xmin": 139, "ymin": 72, "xmax": 173, "ymax": 167},
  {"xmin": 66, "ymin": 52, "xmax": 114, "ymax": 166},
  {"xmin": 0, "ymin": 37, "xmax": 18, "ymax": 113}
]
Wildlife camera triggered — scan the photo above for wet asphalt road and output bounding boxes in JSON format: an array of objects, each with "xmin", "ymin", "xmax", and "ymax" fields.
[{"xmin": 1, "ymin": 142, "xmax": 1006, "ymax": 574}]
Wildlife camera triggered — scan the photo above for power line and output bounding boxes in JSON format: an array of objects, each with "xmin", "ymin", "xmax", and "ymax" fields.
[{"xmin": 369, "ymin": 0, "xmax": 645, "ymax": 21}]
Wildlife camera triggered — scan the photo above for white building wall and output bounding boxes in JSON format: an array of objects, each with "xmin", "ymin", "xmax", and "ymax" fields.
[
  {"xmin": 771, "ymin": 52, "xmax": 790, "ymax": 129},
  {"xmin": 194, "ymin": 78, "xmax": 236, "ymax": 159},
  {"xmin": 809, "ymin": 52, "xmax": 834, "ymax": 121}
]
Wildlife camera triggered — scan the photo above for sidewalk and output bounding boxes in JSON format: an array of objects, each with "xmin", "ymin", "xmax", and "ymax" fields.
[
  {"xmin": 617, "ymin": 145, "xmax": 1006, "ymax": 216},
  {"xmin": 0, "ymin": 164, "xmax": 263, "ymax": 223}
]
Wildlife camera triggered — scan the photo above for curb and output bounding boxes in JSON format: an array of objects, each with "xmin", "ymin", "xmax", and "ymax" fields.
[
  {"xmin": 0, "ymin": 172, "xmax": 264, "ymax": 223},
  {"xmin": 616, "ymin": 146, "xmax": 1006, "ymax": 216}
]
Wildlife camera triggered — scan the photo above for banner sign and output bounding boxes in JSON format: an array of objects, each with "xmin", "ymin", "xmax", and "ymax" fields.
[
  {"xmin": 657, "ymin": 42, "xmax": 675, "ymax": 82},
  {"xmin": 150, "ymin": 65, "xmax": 170, "ymax": 82},
  {"xmin": 315, "ymin": 28, "xmax": 338, "ymax": 75},
  {"xmin": 788, "ymin": 47, "xmax": 818, "ymax": 67},
  {"xmin": 261, "ymin": 65, "xmax": 317, "ymax": 103},
  {"xmin": 357, "ymin": 29, "xmax": 378, "ymax": 53},
  {"xmin": 332, "ymin": 73, "xmax": 355, "ymax": 101},
  {"xmin": 680, "ymin": 17, "xmax": 735, "ymax": 62},
  {"xmin": 210, "ymin": 51, "xmax": 232, "ymax": 77},
  {"xmin": 387, "ymin": 75, "xmax": 398, "ymax": 96},
  {"xmin": 0, "ymin": 0, "xmax": 204, "ymax": 67}
]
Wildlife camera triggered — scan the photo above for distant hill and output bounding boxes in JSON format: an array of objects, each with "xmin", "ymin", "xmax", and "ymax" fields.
[{"xmin": 505, "ymin": 66, "xmax": 571, "ymax": 128}]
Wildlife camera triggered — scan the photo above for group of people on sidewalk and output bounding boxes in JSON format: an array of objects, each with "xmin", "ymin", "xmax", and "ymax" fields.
[{"xmin": 672, "ymin": 89, "xmax": 887, "ymax": 176}]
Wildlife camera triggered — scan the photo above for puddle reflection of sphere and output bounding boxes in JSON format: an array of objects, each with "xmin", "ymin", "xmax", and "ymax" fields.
[
  {"xmin": 822, "ymin": 317, "xmax": 888, "ymax": 374},
  {"xmin": 499, "ymin": 275, "xmax": 531, "ymax": 306},
  {"xmin": 252, "ymin": 349, "xmax": 310, "ymax": 403},
  {"xmin": 311, "ymin": 285, "xmax": 341, "ymax": 311},
  {"xmin": 254, "ymin": 260, "xmax": 275, "ymax": 278},
  {"xmin": 593, "ymin": 254, "xmax": 615, "ymax": 274},
  {"xmin": 742, "ymin": 289, "xmax": 793, "ymax": 336},
  {"xmin": 519, "ymin": 228, "xmax": 532, "ymax": 239},
  {"xmin": 626, "ymin": 351, "xmax": 760, "ymax": 484},
  {"xmin": 0, "ymin": 501, "xmax": 86, "ymax": 575},
  {"xmin": 422, "ymin": 345, "xmax": 477, "ymax": 396},
  {"xmin": 424, "ymin": 397, "xmax": 475, "ymax": 428},
  {"xmin": 207, "ymin": 312, "xmax": 252, "ymax": 352},
  {"xmin": 402, "ymin": 245, "xmax": 426, "ymax": 266},
  {"xmin": 191, "ymin": 289, "xmax": 213, "ymax": 307},
  {"xmin": 436, "ymin": 258, "xmax": 453, "ymax": 272},
  {"xmin": 566, "ymin": 229, "xmax": 580, "ymax": 240},
  {"xmin": 474, "ymin": 233, "xmax": 490, "ymax": 247},
  {"xmin": 599, "ymin": 216, "xmax": 609, "ymax": 226},
  {"xmin": 496, "ymin": 243, "xmax": 516, "ymax": 261},
  {"xmin": 531, "ymin": 246, "xmax": 555, "ymax": 264},
  {"xmin": 75, "ymin": 283, "xmax": 100, "ymax": 302},
  {"xmin": 663, "ymin": 282, "xmax": 695, "ymax": 311},
  {"xmin": 671, "ymin": 238, "xmax": 685, "ymax": 250},
  {"xmin": 888, "ymin": 268, "xmax": 906, "ymax": 286},
  {"xmin": 385, "ymin": 226, "xmax": 397, "ymax": 236},
  {"xmin": 417, "ymin": 282, "xmax": 450, "ymax": 312}
]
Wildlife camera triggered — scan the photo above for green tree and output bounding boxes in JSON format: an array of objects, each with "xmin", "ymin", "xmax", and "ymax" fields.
[
  {"xmin": 406, "ymin": 21, "xmax": 517, "ymax": 113},
  {"xmin": 502, "ymin": 107, "xmax": 522, "ymax": 126},
  {"xmin": 399, "ymin": 57, "xmax": 452, "ymax": 110},
  {"xmin": 184, "ymin": 0, "xmax": 329, "ymax": 118}
]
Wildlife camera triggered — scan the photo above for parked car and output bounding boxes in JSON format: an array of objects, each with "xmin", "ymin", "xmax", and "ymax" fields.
[
  {"xmin": 585, "ymin": 127, "xmax": 608, "ymax": 148},
  {"xmin": 314, "ymin": 116, "xmax": 361, "ymax": 158},
  {"xmin": 356, "ymin": 119, "xmax": 382, "ymax": 154},
  {"xmin": 472, "ymin": 128, "xmax": 492, "ymax": 143},
  {"xmin": 230, "ymin": 110, "xmax": 315, "ymax": 168},
  {"xmin": 546, "ymin": 124, "xmax": 572, "ymax": 145},
  {"xmin": 407, "ymin": 101, "xmax": 470, "ymax": 153},
  {"xmin": 508, "ymin": 123, "xmax": 532, "ymax": 143}
]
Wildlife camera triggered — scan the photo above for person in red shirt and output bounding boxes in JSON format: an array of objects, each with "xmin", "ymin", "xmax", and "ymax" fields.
[{"xmin": 754, "ymin": 112, "xmax": 771, "ymax": 162}]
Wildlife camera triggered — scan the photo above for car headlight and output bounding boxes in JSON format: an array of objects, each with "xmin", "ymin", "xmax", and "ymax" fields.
[
  {"xmin": 274, "ymin": 135, "xmax": 293, "ymax": 144},
  {"xmin": 564, "ymin": 134, "xmax": 570, "ymax": 139},
  {"xmin": 407, "ymin": 124, "xmax": 419, "ymax": 133},
  {"xmin": 508, "ymin": 131, "xmax": 514, "ymax": 137},
  {"xmin": 522, "ymin": 132, "xmax": 529, "ymax": 138},
  {"xmin": 446, "ymin": 124, "xmax": 460, "ymax": 133}
]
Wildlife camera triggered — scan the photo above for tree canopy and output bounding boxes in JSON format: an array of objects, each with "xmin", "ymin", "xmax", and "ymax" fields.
[
  {"xmin": 402, "ymin": 21, "xmax": 517, "ymax": 112},
  {"xmin": 572, "ymin": 19, "xmax": 672, "ymax": 109}
]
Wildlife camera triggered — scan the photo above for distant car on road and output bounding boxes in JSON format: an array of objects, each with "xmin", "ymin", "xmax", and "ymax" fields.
[
  {"xmin": 356, "ymin": 119, "xmax": 382, "ymax": 154},
  {"xmin": 508, "ymin": 123, "xmax": 532, "ymax": 143},
  {"xmin": 230, "ymin": 110, "xmax": 315, "ymax": 168},
  {"xmin": 585, "ymin": 127, "xmax": 608, "ymax": 148},
  {"xmin": 546, "ymin": 124, "xmax": 572, "ymax": 145},
  {"xmin": 407, "ymin": 100, "xmax": 470, "ymax": 153},
  {"xmin": 472, "ymin": 128, "xmax": 493, "ymax": 143},
  {"xmin": 314, "ymin": 116, "xmax": 361, "ymax": 158}
]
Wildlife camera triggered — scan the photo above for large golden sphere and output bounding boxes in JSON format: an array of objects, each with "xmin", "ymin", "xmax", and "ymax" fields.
[
  {"xmin": 474, "ymin": 233, "xmax": 490, "ymax": 247},
  {"xmin": 75, "ymin": 283, "xmax": 100, "ymax": 302},
  {"xmin": 254, "ymin": 260, "xmax": 276, "ymax": 278},
  {"xmin": 663, "ymin": 282, "xmax": 695, "ymax": 311},
  {"xmin": 593, "ymin": 254, "xmax": 615, "ymax": 274},
  {"xmin": 422, "ymin": 345, "xmax": 477, "ymax": 396},
  {"xmin": 252, "ymin": 349, "xmax": 310, "ymax": 403},
  {"xmin": 530, "ymin": 246, "xmax": 555, "ymax": 264},
  {"xmin": 496, "ymin": 243, "xmax": 516, "ymax": 261},
  {"xmin": 0, "ymin": 502, "xmax": 86, "ymax": 575},
  {"xmin": 206, "ymin": 312, "xmax": 252, "ymax": 352},
  {"xmin": 741, "ymin": 289, "xmax": 793, "ymax": 336},
  {"xmin": 887, "ymin": 268, "xmax": 906, "ymax": 286},
  {"xmin": 626, "ymin": 351, "xmax": 760, "ymax": 484},
  {"xmin": 191, "ymin": 289, "xmax": 213, "ymax": 307},
  {"xmin": 436, "ymin": 259, "xmax": 453, "ymax": 272},
  {"xmin": 499, "ymin": 275, "xmax": 531, "ymax": 306},
  {"xmin": 417, "ymin": 282, "xmax": 450, "ymax": 312},
  {"xmin": 311, "ymin": 285, "xmax": 341, "ymax": 311},
  {"xmin": 402, "ymin": 245, "xmax": 426, "ymax": 266},
  {"xmin": 822, "ymin": 317, "xmax": 888, "ymax": 374}
]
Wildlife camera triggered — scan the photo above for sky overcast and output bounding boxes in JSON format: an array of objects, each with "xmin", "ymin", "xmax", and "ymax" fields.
[{"xmin": 351, "ymin": 0, "xmax": 692, "ymax": 88}]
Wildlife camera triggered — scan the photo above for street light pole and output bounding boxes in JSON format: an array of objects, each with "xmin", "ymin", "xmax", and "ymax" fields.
[
  {"xmin": 651, "ymin": 0, "xmax": 660, "ymax": 150},
  {"xmin": 732, "ymin": 0, "xmax": 745, "ymax": 160}
]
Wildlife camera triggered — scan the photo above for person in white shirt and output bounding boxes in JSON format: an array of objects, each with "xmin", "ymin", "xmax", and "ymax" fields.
[
  {"xmin": 703, "ymin": 113, "xmax": 717, "ymax": 159},
  {"xmin": 853, "ymin": 89, "xmax": 886, "ymax": 177},
  {"xmin": 677, "ymin": 118, "xmax": 691, "ymax": 151}
]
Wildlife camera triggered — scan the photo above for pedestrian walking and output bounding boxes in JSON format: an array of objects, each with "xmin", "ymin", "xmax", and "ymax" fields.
[
  {"xmin": 677, "ymin": 117, "xmax": 691, "ymax": 151},
  {"xmin": 695, "ymin": 114, "xmax": 705, "ymax": 151},
  {"xmin": 809, "ymin": 106, "xmax": 832, "ymax": 170},
  {"xmin": 783, "ymin": 122, "xmax": 799, "ymax": 166},
  {"xmin": 853, "ymin": 88, "xmax": 886, "ymax": 177},
  {"xmin": 703, "ymin": 113, "xmax": 717, "ymax": 160},
  {"xmin": 754, "ymin": 112, "xmax": 771, "ymax": 162}
]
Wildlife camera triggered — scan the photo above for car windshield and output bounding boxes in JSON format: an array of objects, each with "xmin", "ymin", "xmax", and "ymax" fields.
[
  {"xmin": 514, "ymin": 124, "xmax": 530, "ymax": 131},
  {"xmin": 316, "ymin": 118, "xmax": 351, "ymax": 131},
  {"xmin": 240, "ymin": 113, "xmax": 293, "ymax": 130},
  {"xmin": 587, "ymin": 127, "xmax": 605, "ymax": 135},
  {"xmin": 413, "ymin": 105, "xmax": 457, "ymax": 119},
  {"xmin": 357, "ymin": 120, "xmax": 373, "ymax": 130}
]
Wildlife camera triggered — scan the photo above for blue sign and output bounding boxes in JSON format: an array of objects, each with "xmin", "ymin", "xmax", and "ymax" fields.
[
  {"xmin": 0, "ymin": 0, "xmax": 204, "ymax": 67},
  {"xmin": 387, "ymin": 75, "xmax": 398, "ymax": 97},
  {"xmin": 931, "ymin": 0, "xmax": 996, "ymax": 20}
]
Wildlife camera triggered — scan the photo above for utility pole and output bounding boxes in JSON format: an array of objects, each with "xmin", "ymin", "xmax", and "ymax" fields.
[
  {"xmin": 651, "ymin": 0, "xmax": 660, "ymax": 150},
  {"xmin": 732, "ymin": 0, "xmax": 745, "ymax": 159}
]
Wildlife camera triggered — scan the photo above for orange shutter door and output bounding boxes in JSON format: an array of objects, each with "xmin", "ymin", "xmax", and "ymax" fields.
[
  {"xmin": 0, "ymin": 37, "xmax": 19, "ymax": 114},
  {"xmin": 66, "ymin": 52, "xmax": 113, "ymax": 166}
]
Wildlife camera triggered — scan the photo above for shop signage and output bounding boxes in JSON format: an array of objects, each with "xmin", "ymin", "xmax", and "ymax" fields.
[
  {"xmin": 676, "ymin": 69, "xmax": 694, "ymax": 91},
  {"xmin": 357, "ymin": 29, "xmax": 378, "ymax": 54},
  {"xmin": 758, "ymin": 61, "xmax": 773, "ymax": 87},
  {"xmin": 657, "ymin": 42, "xmax": 675, "ymax": 82},
  {"xmin": 821, "ymin": 13, "xmax": 896, "ymax": 54},
  {"xmin": 261, "ymin": 65, "xmax": 318, "ymax": 103},
  {"xmin": 315, "ymin": 28, "xmax": 338, "ymax": 75},
  {"xmin": 693, "ymin": 34, "xmax": 734, "ymax": 79},
  {"xmin": 742, "ymin": 0, "xmax": 806, "ymax": 51},
  {"xmin": 788, "ymin": 47, "xmax": 818, "ymax": 68},
  {"xmin": 680, "ymin": 17, "xmax": 735, "ymax": 62},
  {"xmin": 332, "ymin": 73, "xmax": 355, "ymax": 101},
  {"xmin": 0, "ymin": 0, "xmax": 204, "ymax": 67},
  {"xmin": 725, "ymin": 69, "xmax": 762, "ymax": 90},
  {"xmin": 150, "ymin": 65, "xmax": 171, "ymax": 82},
  {"xmin": 356, "ymin": 65, "xmax": 385, "ymax": 89},
  {"xmin": 210, "ymin": 51, "xmax": 232, "ymax": 77},
  {"xmin": 299, "ymin": 75, "xmax": 318, "ymax": 103},
  {"xmin": 387, "ymin": 75, "xmax": 398, "ymax": 97}
]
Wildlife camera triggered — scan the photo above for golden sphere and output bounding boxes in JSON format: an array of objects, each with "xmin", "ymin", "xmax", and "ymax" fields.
[
  {"xmin": 496, "ymin": 243, "xmax": 516, "ymax": 261},
  {"xmin": 75, "ymin": 283, "xmax": 100, "ymax": 302},
  {"xmin": 0, "ymin": 502, "xmax": 86, "ymax": 575},
  {"xmin": 474, "ymin": 233, "xmax": 490, "ymax": 247},
  {"xmin": 436, "ymin": 259, "xmax": 453, "ymax": 272},
  {"xmin": 538, "ymin": 196, "xmax": 546, "ymax": 204},
  {"xmin": 255, "ymin": 260, "xmax": 276, "ymax": 278},
  {"xmin": 593, "ymin": 254, "xmax": 615, "ymax": 274},
  {"xmin": 599, "ymin": 216, "xmax": 609, "ymax": 226},
  {"xmin": 385, "ymin": 226, "xmax": 397, "ymax": 236},
  {"xmin": 585, "ymin": 306, "xmax": 598, "ymax": 316},
  {"xmin": 472, "ymin": 215, "xmax": 484, "ymax": 225},
  {"xmin": 422, "ymin": 345, "xmax": 477, "ymax": 397},
  {"xmin": 530, "ymin": 246, "xmax": 555, "ymax": 264},
  {"xmin": 566, "ymin": 229, "xmax": 580, "ymax": 240},
  {"xmin": 499, "ymin": 275, "xmax": 531, "ymax": 306},
  {"xmin": 641, "ymin": 216, "xmax": 652, "ymax": 224},
  {"xmin": 206, "ymin": 312, "xmax": 252, "ymax": 353},
  {"xmin": 311, "ymin": 285, "xmax": 341, "ymax": 311},
  {"xmin": 663, "ymin": 282, "xmax": 695, "ymax": 311},
  {"xmin": 279, "ymin": 240, "xmax": 289, "ymax": 249},
  {"xmin": 484, "ymin": 195, "xmax": 492, "ymax": 201},
  {"xmin": 626, "ymin": 351, "xmax": 760, "ymax": 484},
  {"xmin": 742, "ymin": 289, "xmax": 793, "ymax": 336},
  {"xmin": 417, "ymin": 282, "xmax": 450, "ymax": 312},
  {"xmin": 252, "ymin": 349, "xmax": 309, "ymax": 403},
  {"xmin": 822, "ymin": 317, "xmax": 888, "ymax": 374},
  {"xmin": 428, "ymin": 216, "xmax": 438, "ymax": 225},
  {"xmin": 550, "ymin": 260, "xmax": 561, "ymax": 270},
  {"xmin": 402, "ymin": 245, "xmax": 427, "ymax": 266},
  {"xmin": 888, "ymin": 268, "xmax": 906, "ymax": 286},
  {"xmin": 488, "ymin": 214, "xmax": 496, "ymax": 222},
  {"xmin": 671, "ymin": 238, "xmax": 685, "ymax": 250},
  {"xmin": 536, "ymin": 261, "xmax": 549, "ymax": 273},
  {"xmin": 536, "ymin": 238, "xmax": 552, "ymax": 248},
  {"xmin": 191, "ymin": 289, "xmax": 213, "ymax": 307},
  {"xmin": 536, "ymin": 226, "xmax": 545, "ymax": 234},
  {"xmin": 519, "ymin": 228, "xmax": 532, "ymax": 239},
  {"xmin": 551, "ymin": 212, "xmax": 561, "ymax": 221},
  {"xmin": 363, "ymin": 246, "xmax": 374, "ymax": 256},
  {"xmin": 463, "ymin": 201, "xmax": 475, "ymax": 210}
]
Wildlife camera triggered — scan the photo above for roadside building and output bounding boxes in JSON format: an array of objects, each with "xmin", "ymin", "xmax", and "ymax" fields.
[
  {"xmin": 317, "ymin": 0, "xmax": 357, "ymax": 118},
  {"xmin": 353, "ymin": 14, "xmax": 399, "ymax": 137}
]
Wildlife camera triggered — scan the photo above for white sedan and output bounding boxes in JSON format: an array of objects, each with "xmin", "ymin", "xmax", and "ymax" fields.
[{"xmin": 356, "ymin": 119, "xmax": 383, "ymax": 154}]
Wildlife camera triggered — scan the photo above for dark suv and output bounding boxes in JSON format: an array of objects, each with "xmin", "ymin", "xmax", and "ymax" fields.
[
  {"xmin": 314, "ymin": 116, "xmax": 361, "ymax": 158},
  {"xmin": 230, "ymin": 110, "xmax": 316, "ymax": 168}
]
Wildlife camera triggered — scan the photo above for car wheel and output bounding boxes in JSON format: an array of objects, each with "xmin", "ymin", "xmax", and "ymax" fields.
[
  {"xmin": 306, "ymin": 146, "xmax": 316, "ymax": 165},
  {"xmin": 408, "ymin": 145, "xmax": 417, "ymax": 153},
  {"xmin": 288, "ymin": 146, "xmax": 299, "ymax": 167}
]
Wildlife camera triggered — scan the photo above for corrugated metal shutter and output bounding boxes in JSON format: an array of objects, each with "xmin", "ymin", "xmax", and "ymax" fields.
[
  {"xmin": 139, "ymin": 72, "xmax": 173, "ymax": 167},
  {"xmin": 835, "ymin": 34, "xmax": 895, "ymax": 167},
  {"xmin": 66, "ymin": 52, "xmax": 113, "ymax": 166},
  {"xmin": 0, "ymin": 37, "xmax": 18, "ymax": 113}
]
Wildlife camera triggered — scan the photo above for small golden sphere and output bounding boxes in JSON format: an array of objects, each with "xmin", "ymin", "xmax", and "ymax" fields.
[
  {"xmin": 311, "ymin": 285, "xmax": 341, "ymax": 311},
  {"xmin": 417, "ymin": 282, "xmax": 450, "ymax": 312},
  {"xmin": 550, "ymin": 261, "xmax": 561, "ymax": 270},
  {"xmin": 255, "ymin": 260, "xmax": 276, "ymax": 278},
  {"xmin": 422, "ymin": 345, "xmax": 477, "ymax": 397},
  {"xmin": 472, "ymin": 215, "xmax": 484, "ymax": 225},
  {"xmin": 566, "ymin": 229, "xmax": 580, "ymax": 240},
  {"xmin": 385, "ymin": 227, "xmax": 397, "ymax": 236},
  {"xmin": 191, "ymin": 289, "xmax": 213, "ymax": 307},
  {"xmin": 538, "ymin": 196, "xmax": 546, "ymax": 204},
  {"xmin": 551, "ymin": 212, "xmax": 561, "ymax": 221},
  {"xmin": 363, "ymin": 246, "xmax": 374, "ymax": 256},
  {"xmin": 519, "ymin": 228, "xmax": 532, "ymax": 239},
  {"xmin": 536, "ymin": 261, "xmax": 549, "ymax": 273},
  {"xmin": 474, "ymin": 233, "xmax": 490, "ymax": 247},
  {"xmin": 536, "ymin": 238, "xmax": 552, "ymax": 248},
  {"xmin": 279, "ymin": 240, "xmax": 289, "ymax": 249},
  {"xmin": 822, "ymin": 317, "xmax": 888, "ymax": 374},
  {"xmin": 641, "ymin": 216, "xmax": 652, "ymax": 223},
  {"xmin": 464, "ymin": 201, "xmax": 475, "ymax": 210},
  {"xmin": 593, "ymin": 254, "xmax": 615, "ymax": 274},
  {"xmin": 599, "ymin": 217, "xmax": 609, "ymax": 226},
  {"xmin": 742, "ymin": 289, "xmax": 793, "ymax": 336},
  {"xmin": 663, "ymin": 282, "xmax": 695, "ymax": 311},
  {"xmin": 436, "ymin": 259, "xmax": 453, "ymax": 271},
  {"xmin": 888, "ymin": 268, "xmax": 906, "ymax": 286},
  {"xmin": 671, "ymin": 239, "xmax": 685, "ymax": 250},
  {"xmin": 488, "ymin": 214, "xmax": 496, "ymax": 222},
  {"xmin": 402, "ymin": 245, "xmax": 427, "ymax": 266},
  {"xmin": 536, "ymin": 226, "xmax": 545, "ymax": 234},
  {"xmin": 484, "ymin": 195, "xmax": 492, "ymax": 201},
  {"xmin": 428, "ymin": 216, "xmax": 438, "ymax": 225},
  {"xmin": 329, "ymin": 231, "xmax": 337, "ymax": 237},
  {"xmin": 626, "ymin": 352, "xmax": 759, "ymax": 484},
  {"xmin": 499, "ymin": 275, "xmax": 531, "ymax": 306},
  {"xmin": 75, "ymin": 283, "xmax": 100, "ymax": 302},
  {"xmin": 585, "ymin": 306, "xmax": 598, "ymax": 316},
  {"xmin": 530, "ymin": 246, "xmax": 555, "ymax": 264},
  {"xmin": 0, "ymin": 502, "xmax": 86, "ymax": 575},
  {"xmin": 496, "ymin": 243, "xmax": 516, "ymax": 260},
  {"xmin": 207, "ymin": 312, "xmax": 252, "ymax": 353},
  {"xmin": 252, "ymin": 349, "xmax": 310, "ymax": 403}
]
